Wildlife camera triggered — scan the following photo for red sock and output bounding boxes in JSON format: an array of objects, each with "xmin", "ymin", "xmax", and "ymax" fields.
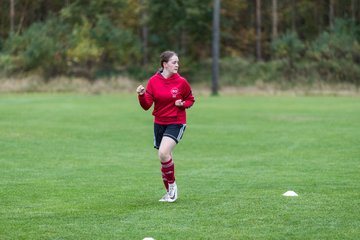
[
  {"xmin": 161, "ymin": 171, "xmax": 169, "ymax": 192},
  {"xmin": 161, "ymin": 159, "xmax": 175, "ymax": 186}
]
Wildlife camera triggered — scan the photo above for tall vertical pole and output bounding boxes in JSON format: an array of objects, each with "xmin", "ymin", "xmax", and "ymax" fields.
[
  {"xmin": 256, "ymin": 0, "xmax": 262, "ymax": 61},
  {"xmin": 272, "ymin": 0, "xmax": 278, "ymax": 40},
  {"xmin": 351, "ymin": 0, "xmax": 355, "ymax": 22},
  {"xmin": 212, "ymin": 0, "xmax": 220, "ymax": 96},
  {"xmin": 291, "ymin": 0, "xmax": 296, "ymax": 32},
  {"xmin": 10, "ymin": 0, "xmax": 15, "ymax": 34},
  {"xmin": 351, "ymin": 0, "xmax": 355, "ymax": 21},
  {"xmin": 329, "ymin": 0, "xmax": 334, "ymax": 29},
  {"xmin": 141, "ymin": 0, "xmax": 148, "ymax": 66}
]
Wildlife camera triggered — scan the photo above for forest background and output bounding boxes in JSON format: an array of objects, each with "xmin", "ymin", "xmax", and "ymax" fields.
[{"xmin": 0, "ymin": 0, "xmax": 359, "ymax": 93}]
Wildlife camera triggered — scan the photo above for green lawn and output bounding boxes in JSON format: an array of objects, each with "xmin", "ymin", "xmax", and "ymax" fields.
[{"xmin": 0, "ymin": 93, "xmax": 359, "ymax": 239}]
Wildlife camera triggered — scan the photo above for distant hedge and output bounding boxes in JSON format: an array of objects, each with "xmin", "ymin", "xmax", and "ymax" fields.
[{"xmin": 0, "ymin": 17, "xmax": 359, "ymax": 86}]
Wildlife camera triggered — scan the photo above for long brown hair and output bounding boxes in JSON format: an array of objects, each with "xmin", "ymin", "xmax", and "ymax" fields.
[{"xmin": 160, "ymin": 50, "xmax": 177, "ymax": 70}]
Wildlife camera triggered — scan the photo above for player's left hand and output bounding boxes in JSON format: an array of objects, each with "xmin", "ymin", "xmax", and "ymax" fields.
[{"xmin": 175, "ymin": 99, "xmax": 185, "ymax": 107}]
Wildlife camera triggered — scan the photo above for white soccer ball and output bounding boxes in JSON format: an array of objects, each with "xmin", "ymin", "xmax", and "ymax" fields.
[{"xmin": 143, "ymin": 238, "xmax": 155, "ymax": 240}]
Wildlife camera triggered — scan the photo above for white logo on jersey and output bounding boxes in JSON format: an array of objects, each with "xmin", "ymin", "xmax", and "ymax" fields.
[{"xmin": 171, "ymin": 87, "xmax": 179, "ymax": 98}]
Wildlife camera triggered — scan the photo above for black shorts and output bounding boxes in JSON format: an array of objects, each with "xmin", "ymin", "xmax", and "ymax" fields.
[{"xmin": 153, "ymin": 123, "xmax": 187, "ymax": 149}]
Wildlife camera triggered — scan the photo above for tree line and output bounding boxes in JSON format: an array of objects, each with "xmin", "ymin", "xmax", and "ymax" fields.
[{"xmin": 0, "ymin": 0, "xmax": 359, "ymax": 86}]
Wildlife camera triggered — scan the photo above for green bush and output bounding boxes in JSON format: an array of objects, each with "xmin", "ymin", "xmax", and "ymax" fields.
[
  {"xmin": 306, "ymin": 18, "xmax": 360, "ymax": 84},
  {"xmin": 2, "ymin": 18, "xmax": 71, "ymax": 78},
  {"xmin": 0, "ymin": 54, "xmax": 18, "ymax": 75},
  {"xmin": 66, "ymin": 17, "xmax": 103, "ymax": 79},
  {"xmin": 271, "ymin": 31, "xmax": 305, "ymax": 66},
  {"xmin": 1, "ymin": 15, "xmax": 141, "ymax": 79},
  {"xmin": 1, "ymin": 14, "xmax": 359, "ymax": 88},
  {"xmin": 91, "ymin": 15, "xmax": 141, "ymax": 67},
  {"xmin": 309, "ymin": 20, "xmax": 356, "ymax": 60},
  {"xmin": 184, "ymin": 57, "xmax": 288, "ymax": 86}
]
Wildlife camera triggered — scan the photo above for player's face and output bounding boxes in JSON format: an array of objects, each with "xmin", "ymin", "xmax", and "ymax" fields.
[{"xmin": 164, "ymin": 55, "xmax": 179, "ymax": 74}]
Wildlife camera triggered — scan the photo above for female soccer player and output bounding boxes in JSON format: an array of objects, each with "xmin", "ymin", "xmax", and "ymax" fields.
[{"xmin": 136, "ymin": 50, "xmax": 195, "ymax": 202}]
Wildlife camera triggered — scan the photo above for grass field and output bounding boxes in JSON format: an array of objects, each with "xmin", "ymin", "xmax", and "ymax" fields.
[{"xmin": 0, "ymin": 93, "xmax": 359, "ymax": 239}]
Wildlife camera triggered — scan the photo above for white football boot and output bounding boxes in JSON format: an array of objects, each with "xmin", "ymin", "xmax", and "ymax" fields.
[
  {"xmin": 167, "ymin": 182, "xmax": 178, "ymax": 203},
  {"xmin": 159, "ymin": 192, "xmax": 170, "ymax": 202}
]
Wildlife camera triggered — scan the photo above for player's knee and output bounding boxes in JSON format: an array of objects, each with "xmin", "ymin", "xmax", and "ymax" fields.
[{"xmin": 158, "ymin": 150, "xmax": 170, "ymax": 162}]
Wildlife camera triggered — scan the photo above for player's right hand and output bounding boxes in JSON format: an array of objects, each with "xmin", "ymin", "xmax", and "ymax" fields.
[{"xmin": 136, "ymin": 85, "xmax": 145, "ymax": 95}]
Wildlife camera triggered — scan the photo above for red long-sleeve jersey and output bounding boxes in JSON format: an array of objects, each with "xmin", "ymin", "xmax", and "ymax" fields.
[{"xmin": 138, "ymin": 72, "xmax": 195, "ymax": 124}]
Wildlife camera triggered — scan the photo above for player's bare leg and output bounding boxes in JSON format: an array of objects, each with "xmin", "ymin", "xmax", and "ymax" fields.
[
  {"xmin": 158, "ymin": 136, "xmax": 178, "ymax": 202},
  {"xmin": 158, "ymin": 136, "xmax": 176, "ymax": 163}
]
